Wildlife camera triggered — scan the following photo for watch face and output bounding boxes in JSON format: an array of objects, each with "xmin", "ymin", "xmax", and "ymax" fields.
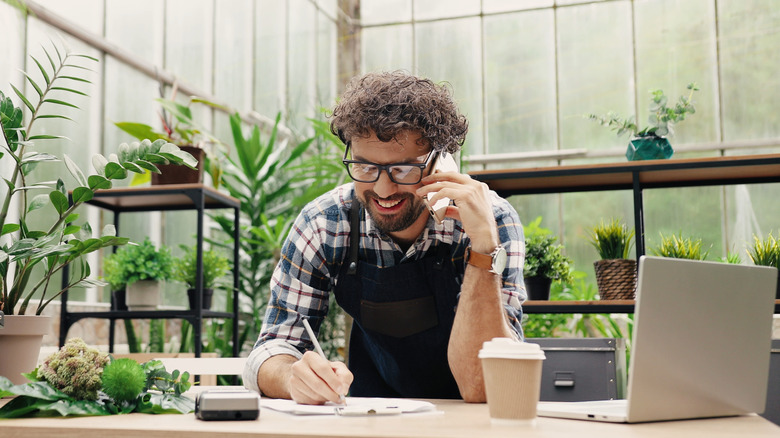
[{"xmin": 492, "ymin": 246, "xmax": 508, "ymax": 273}]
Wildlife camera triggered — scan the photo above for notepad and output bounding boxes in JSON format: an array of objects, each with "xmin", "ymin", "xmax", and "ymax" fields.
[{"xmin": 260, "ymin": 397, "xmax": 436, "ymax": 416}]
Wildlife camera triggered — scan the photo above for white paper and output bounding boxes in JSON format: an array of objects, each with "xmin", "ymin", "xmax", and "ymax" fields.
[{"xmin": 260, "ymin": 397, "xmax": 436, "ymax": 416}]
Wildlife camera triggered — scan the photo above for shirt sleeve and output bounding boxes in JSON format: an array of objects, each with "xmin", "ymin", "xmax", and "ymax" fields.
[
  {"xmin": 493, "ymin": 193, "xmax": 527, "ymax": 340},
  {"xmin": 243, "ymin": 208, "xmax": 335, "ymax": 393}
]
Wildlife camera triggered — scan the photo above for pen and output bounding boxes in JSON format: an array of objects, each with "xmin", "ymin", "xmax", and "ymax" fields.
[{"xmin": 302, "ymin": 318, "xmax": 346, "ymax": 405}]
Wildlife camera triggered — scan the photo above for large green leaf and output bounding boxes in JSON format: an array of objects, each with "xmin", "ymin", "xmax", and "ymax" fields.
[{"xmin": 114, "ymin": 122, "xmax": 166, "ymax": 142}]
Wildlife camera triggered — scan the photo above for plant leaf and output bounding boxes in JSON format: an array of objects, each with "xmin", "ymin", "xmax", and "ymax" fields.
[
  {"xmin": 27, "ymin": 194, "xmax": 49, "ymax": 213},
  {"xmin": 87, "ymin": 174, "xmax": 111, "ymax": 190},
  {"xmin": 11, "ymin": 84, "xmax": 35, "ymax": 113},
  {"xmin": 49, "ymin": 190, "xmax": 69, "ymax": 215},
  {"xmin": 42, "ymin": 99, "xmax": 79, "ymax": 109},
  {"xmin": 104, "ymin": 162, "xmax": 127, "ymax": 180},
  {"xmin": 31, "ymin": 55, "xmax": 51, "ymax": 85},
  {"xmin": 63, "ymin": 154, "xmax": 88, "ymax": 187},
  {"xmin": 72, "ymin": 186, "xmax": 93, "ymax": 204}
]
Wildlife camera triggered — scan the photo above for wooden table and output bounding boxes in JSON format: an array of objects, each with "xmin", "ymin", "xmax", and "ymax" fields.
[{"xmin": 1, "ymin": 398, "xmax": 777, "ymax": 438}]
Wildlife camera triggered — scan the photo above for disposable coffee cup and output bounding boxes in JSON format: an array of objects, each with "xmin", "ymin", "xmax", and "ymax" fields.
[{"xmin": 479, "ymin": 338, "xmax": 545, "ymax": 424}]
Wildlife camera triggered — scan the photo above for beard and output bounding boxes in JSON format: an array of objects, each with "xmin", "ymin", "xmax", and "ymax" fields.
[{"xmin": 358, "ymin": 190, "xmax": 427, "ymax": 234}]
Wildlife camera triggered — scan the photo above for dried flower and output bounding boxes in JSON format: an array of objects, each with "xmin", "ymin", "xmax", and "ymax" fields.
[{"xmin": 38, "ymin": 338, "xmax": 109, "ymax": 401}]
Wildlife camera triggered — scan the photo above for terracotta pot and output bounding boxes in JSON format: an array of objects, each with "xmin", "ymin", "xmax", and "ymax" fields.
[
  {"xmin": 151, "ymin": 145, "xmax": 204, "ymax": 185},
  {"xmin": 525, "ymin": 276, "xmax": 553, "ymax": 300},
  {"xmin": 187, "ymin": 288, "xmax": 214, "ymax": 310},
  {"xmin": 0, "ymin": 315, "xmax": 52, "ymax": 385},
  {"xmin": 126, "ymin": 280, "xmax": 160, "ymax": 310}
]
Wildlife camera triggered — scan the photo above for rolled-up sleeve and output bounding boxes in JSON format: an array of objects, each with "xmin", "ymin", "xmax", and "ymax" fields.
[{"xmin": 243, "ymin": 209, "xmax": 335, "ymax": 393}]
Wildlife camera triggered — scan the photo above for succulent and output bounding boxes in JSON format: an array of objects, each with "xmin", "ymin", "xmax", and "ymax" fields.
[
  {"xmin": 650, "ymin": 232, "xmax": 709, "ymax": 260},
  {"xmin": 746, "ymin": 233, "xmax": 779, "ymax": 268},
  {"xmin": 588, "ymin": 218, "xmax": 635, "ymax": 260},
  {"xmin": 38, "ymin": 338, "xmax": 109, "ymax": 401}
]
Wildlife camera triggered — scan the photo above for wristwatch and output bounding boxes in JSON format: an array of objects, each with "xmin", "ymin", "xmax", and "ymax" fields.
[{"xmin": 466, "ymin": 245, "xmax": 507, "ymax": 274}]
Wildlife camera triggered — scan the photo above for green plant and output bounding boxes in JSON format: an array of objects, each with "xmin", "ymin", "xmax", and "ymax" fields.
[
  {"xmin": 114, "ymin": 89, "xmax": 226, "ymax": 186},
  {"xmin": 588, "ymin": 218, "xmax": 635, "ymax": 260},
  {"xmin": 588, "ymin": 82, "xmax": 699, "ymax": 138},
  {"xmin": 746, "ymin": 232, "xmax": 779, "ymax": 268},
  {"xmin": 102, "ymin": 237, "xmax": 173, "ymax": 287},
  {"xmin": 650, "ymin": 232, "xmax": 710, "ymax": 260},
  {"xmin": 522, "ymin": 217, "xmax": 574, "ymax": 284},
  {"xmin": 0, "ymin": 341, "xmax": 193, "ymax": 417},
  {"xmin": 205, "ymin": 113, "xmax": 348, "ymax": 358},
  {"xmin": 172, "ymin": 244, "xmax": 230, "ymax": 289},
  {"xmin": 0, "ymin": 43, "xmax": 195, "ymax": 316},
  {"xmin": 101, "ymin": 358, "xmax": 147, "ymax": 403}
]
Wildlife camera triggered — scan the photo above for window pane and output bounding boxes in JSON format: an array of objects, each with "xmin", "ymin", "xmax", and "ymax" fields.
[
  {"xmin": 361, "ymin": 24, "xmax": 414, "ymax": 73},
  {"xmin": 255, "ymin": 0, "xmax": 287, "ymax": 117},
  {"xmin": 557, "ymin": 1, "xmax": 634, "ymax": 158},
  {"xmin": 361, "ymin": 0, "xmax": 412, "ymax": 25},
  {"xmin": 484, "ymin": 9, "xmax": 557, "ymax": 158},
  {"xmin": 416, "ymin": 17, "xmax": 483, "ymax": 157},
  {"xmin": 717, "ymin": 0, "xmax": 780, "ymax": 140},
  {"xmin": 634, "ymin": 0, "xmax": 719, "ymax": 145},
  {"xmin": 414, "ymin": 0, "xmax": 479, "ymax": 21}
]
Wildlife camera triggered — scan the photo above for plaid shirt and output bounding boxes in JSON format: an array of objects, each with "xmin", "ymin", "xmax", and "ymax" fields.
[{"xmin": 243, "ymin": 183, "xmax": 526, "ymax": 392}]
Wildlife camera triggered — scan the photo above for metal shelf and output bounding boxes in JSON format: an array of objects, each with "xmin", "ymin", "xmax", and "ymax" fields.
[
  {"xmin": 60, "ymin": 184, "xmax": 241, "ymax": 357},
  {"xmin": 470, "ymin": 154, "xmax": 780, "ymax": 314}
]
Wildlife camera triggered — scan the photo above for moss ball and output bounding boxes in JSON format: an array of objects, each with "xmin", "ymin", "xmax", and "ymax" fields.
[{"xmin": 101, "ymin": 358, "xmax": 147, "ymax": 402}]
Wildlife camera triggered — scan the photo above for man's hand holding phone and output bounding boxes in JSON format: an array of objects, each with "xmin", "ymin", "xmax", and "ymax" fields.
[
  {"xmin": 418, "ymin": 152, "xmax": 500, "ymax": 251},
  {"xmin": 423, "ymin": 152, "xmax": 460, "ymax": 223}
]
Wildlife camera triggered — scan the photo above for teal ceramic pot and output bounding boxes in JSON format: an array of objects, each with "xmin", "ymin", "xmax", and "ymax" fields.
[{"xmin": 626, "ymin": 136, "xmax": 673, "ymax": 161}]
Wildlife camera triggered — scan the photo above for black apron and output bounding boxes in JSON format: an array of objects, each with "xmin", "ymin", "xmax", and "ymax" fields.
[{"xmin": 332, "ymin": 200, "xmax": 463, "ymax": 398}]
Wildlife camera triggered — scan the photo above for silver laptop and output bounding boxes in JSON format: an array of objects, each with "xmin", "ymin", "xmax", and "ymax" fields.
[{"xmin": 537, "ymin": 256, "xmax": 777, "ymax": 423}]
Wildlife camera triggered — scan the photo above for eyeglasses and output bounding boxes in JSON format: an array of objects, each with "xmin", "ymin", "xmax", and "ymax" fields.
[{"xmin": 342, "ymin": 145, "xmax": 437, "ymax": 185}]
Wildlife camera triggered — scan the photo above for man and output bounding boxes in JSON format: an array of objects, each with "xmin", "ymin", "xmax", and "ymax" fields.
[{"xmin": 243, "ymin": 71, "xmax": 525, "ymax": 404}]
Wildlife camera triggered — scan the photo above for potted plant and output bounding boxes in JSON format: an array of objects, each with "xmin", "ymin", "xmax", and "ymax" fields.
[
  {"xmin": 587, "ymin": 82, "xmax": 699, "ymax": 161},
  {"xmin": 114, "ymin": 85, "xmax": 225, "ymax": 186},
  {"xmin": 588, "ymin": 218, "xmax": 637, "ymax": 300},
  {"xmin": 0, "ymin": 42, "xmax": 195, "ymax": 384},
  {"xmin": 746, "ymin": 232, "xmax": 779, "ymax": 299},
  {"xmin": 649, "ymin": 232, "xmax": 710, "ymax": 260},
  {"xmin": 102, "ymin": 238, "xmax": 173, "ymax": 310},
  {"xmin": 523, "ymin": 217, "xmax": 574, "ymax": 300},
  {"xmin": 172, "ymin": 245, "xmax": 230, "ymax": 310}
]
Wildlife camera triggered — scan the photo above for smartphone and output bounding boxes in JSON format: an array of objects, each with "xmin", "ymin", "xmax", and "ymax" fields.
[{"xmin": 424, "ymin": 151, "xmax": 459, "ymax": 224}]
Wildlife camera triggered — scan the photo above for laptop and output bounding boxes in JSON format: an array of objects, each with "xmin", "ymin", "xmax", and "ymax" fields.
[{"xmin": 537, "ymin": 256, "xmax": 778, "ymax": 423}]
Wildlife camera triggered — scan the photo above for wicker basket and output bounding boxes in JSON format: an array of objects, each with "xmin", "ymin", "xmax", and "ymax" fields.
[{"xmin": 594, "ymin": 259, "xmax": 637, "ymax": 300}]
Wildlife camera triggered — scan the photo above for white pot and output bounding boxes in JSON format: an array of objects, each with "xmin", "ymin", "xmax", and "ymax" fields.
[
  {"xmin": 0, "ymin": 315, "xmax": 52, "ymax": 385},
  {"xmin": 126, "ymin": 280, "xmax": 161, "ymax": 310}
]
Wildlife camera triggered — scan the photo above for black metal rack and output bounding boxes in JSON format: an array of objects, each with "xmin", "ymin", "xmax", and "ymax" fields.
[
  {"xmin": 470, "ymin": 153, "xmax": 780, "ymax": 314},
  {"xmin": 59, "ymin": 184, "xmax": 241, "ymax": 357}
]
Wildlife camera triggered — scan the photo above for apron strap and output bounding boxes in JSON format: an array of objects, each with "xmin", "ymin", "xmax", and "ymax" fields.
[{"xmin": 347, "ymin": 199, "xmax": 361, "ymax": 275}]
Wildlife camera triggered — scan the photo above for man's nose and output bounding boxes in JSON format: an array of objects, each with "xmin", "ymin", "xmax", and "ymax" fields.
[{"xmin": 372, "ymin": 169, "xmax": 397, "ymax": 198}]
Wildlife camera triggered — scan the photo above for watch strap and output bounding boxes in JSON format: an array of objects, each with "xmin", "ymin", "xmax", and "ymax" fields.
[{"xmin": 466, "ymin": 247, "xmax": 496, "ymax": 271}]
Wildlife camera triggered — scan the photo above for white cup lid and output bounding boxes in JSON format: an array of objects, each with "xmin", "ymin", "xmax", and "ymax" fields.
[{"xmin": 478, "ymin": 337, "xmax": 546, "ymax": 360}]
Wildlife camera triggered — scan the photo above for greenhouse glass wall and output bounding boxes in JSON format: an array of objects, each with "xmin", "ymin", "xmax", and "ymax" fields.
[{"xmin": 1, "ymin": 0, "xmax": 778, "ymax": 346}]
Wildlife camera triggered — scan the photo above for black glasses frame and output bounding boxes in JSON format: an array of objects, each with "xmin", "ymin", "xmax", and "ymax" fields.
[{"xmin": 342, "ymin": 145, "xmax": 438, "ymax": 185}]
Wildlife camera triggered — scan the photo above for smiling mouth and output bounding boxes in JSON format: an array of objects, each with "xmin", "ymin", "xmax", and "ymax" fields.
[{"xmin": 375, "ymin": 198, "xmax": 402, "ymax": 208}]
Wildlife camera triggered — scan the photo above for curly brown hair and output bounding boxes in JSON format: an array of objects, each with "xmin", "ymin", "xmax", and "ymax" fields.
[{"xmin": 329, "ymin": 71, "xmax": 468, "ymax": 154}]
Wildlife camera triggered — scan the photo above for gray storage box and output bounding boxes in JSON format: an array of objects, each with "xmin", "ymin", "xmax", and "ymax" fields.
[
  {"xmin": 526, "ymin": 338, "xmax": 626, "ymax": 402},
  {"xmin": 761, "ymin": 339, "xmax": 780, "ymax": 426}
]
